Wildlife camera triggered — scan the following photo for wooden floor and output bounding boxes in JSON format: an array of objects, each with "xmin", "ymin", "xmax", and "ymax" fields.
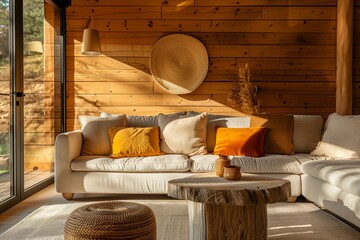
[
  {"xmin": 0, "ymin": 170, "xmax": 53, "ymax": 202},
  {"xmin": 0, "ymin": 184, "xmax": 173, "ymax": 234}
]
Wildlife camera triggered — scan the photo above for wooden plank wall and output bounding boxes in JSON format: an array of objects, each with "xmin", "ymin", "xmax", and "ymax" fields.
[
  {"xmin": 66, "ymin": 0, "xmax": 338, "ymax": 130},
  {"xmin": 354, "ymin": 0, "xmax": 360, "ymax": 114}
]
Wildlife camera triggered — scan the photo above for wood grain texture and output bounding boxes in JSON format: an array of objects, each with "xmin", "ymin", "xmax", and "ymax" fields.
[
  {"xmin": 66, "ymin": 0, "xmax": 338, "ymax": 130},
  {"xmin": 168, "ymin": 173, "xmax": 290, "ymax": 240},
  {"xmin": 205, "ymin": 203, "xmax": 267, "ymax": 240},
  {"xmin": 167, "ymin": 173, "xmax": 291, "ymax": 205},
  {"xmin": 337, "ymin": 0, "xmax": 353, "ymax": 115}
]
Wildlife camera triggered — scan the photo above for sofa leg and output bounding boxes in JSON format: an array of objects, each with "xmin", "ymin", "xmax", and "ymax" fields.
[
  {"xmin": 287, "ymin": 196, "xmax": 297, "ymax": 203},
  {"xmin": 62, "ymin": 193, "xmax": 74, "ymax": 200}
]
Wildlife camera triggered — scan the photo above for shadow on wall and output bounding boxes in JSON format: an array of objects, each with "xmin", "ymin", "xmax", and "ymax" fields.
[{"xmin": 66, "ymin": 32, "xmax": 247, "ymax": 130}]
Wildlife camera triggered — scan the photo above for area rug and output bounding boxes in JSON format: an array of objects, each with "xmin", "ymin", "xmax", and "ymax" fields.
[{"xmin": 0, "ymin": 200, "xmax": 359, "ymax": 240}]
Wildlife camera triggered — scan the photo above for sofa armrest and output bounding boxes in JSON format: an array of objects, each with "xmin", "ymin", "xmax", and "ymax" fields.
[{"xmin": 55, "ymin": 130, "xmax": 82, "ymax": 193}]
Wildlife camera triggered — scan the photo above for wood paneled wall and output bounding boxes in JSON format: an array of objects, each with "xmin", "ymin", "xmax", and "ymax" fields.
[
  {"xmin": 66, "ymin": 0, "xmax": 338, "ymax": 130},
  {"xmin": 353, "ymin": 0, "xmax": 360, "ymax": 114}
]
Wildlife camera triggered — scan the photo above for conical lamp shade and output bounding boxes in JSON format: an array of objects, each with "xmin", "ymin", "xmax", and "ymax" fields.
[
  {"xmin": 24, "ymin": 41, "xmax": 43, "ymax": 55},
  {"xmin": 81, "ymin": 28, "xmax": 101, "ymax": 55}
]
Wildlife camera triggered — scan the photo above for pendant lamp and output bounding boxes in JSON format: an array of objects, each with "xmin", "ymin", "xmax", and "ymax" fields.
[
  {"xmin": 24, "ymin": 41, "xmax": 43, "ymax": 55},
  {"xmin": 81, "ymin": 28, "xmax": 101, "ymax": 55}
]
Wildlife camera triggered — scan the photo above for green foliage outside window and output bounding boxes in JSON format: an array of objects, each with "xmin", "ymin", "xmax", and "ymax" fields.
[{"xmin": 0, "ymin": 0, "xmax": 44, "ymax": 60}]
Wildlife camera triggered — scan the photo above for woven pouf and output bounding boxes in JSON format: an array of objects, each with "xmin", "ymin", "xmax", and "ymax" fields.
[{"xmin": 64, "ymin": 201, "xmax": 156, "ymax": 240}]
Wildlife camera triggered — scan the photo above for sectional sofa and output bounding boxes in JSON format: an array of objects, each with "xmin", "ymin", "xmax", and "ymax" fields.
[{"xmin": 55, "ymin": 112, "xmax": 360, "ymax": 228}]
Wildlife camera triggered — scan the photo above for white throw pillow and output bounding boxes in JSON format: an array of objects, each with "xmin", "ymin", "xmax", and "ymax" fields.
[
  {"xmin": 311, "ymin": 113, "xmax": 360, "ymax": 158},
  {"xmin": 293, "ymin": 115, "xmax": 323, "ymax": 153},
  {"xmin": 311, "ymin": 141, "xmax": 359, "ymax": 158},
  {"xmin": 158, "ymin": 112, "xmax": 208, "ymax": 156},
  {"xmin": 80, "ymin": 116, "xmax": 127, "ymax": 155}
]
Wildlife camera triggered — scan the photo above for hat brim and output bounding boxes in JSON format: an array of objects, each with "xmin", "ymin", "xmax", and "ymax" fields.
[{"xmin": 149, "ymin": 34, "xmax": 209, "ymax": 95}]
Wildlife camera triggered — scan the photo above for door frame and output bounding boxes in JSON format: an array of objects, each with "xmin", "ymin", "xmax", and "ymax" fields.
[{"xmin": 0, "ymin": 0, "xmax": 66, "ymax": 213}]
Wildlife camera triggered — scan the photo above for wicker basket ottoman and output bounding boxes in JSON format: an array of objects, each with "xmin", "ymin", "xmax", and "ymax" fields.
[{"xmin": 64, "ymin": 201, "xmax": 156, "ymax": 240}]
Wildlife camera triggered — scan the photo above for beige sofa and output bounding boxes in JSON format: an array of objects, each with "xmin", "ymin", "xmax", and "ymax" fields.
[
  {"xmin": 55, "ymin": 112, "xmax": 360, "ymax": 228},
  {"xmin": 300, "ymin": 113, "xmax": 360, "ymax": 228}
]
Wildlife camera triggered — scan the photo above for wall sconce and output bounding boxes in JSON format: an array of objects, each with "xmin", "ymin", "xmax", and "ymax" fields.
[
  {"xmin": 81, "ymin": 28, "xmax": 101, "ymax": 55},
  {"xmin": 24, "ymin": 41, "xmax": 43, "ymax": 55}
]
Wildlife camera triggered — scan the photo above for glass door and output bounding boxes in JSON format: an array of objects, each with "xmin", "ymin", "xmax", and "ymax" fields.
[
  {"xmin": 23, "ymin": 0, "xmax": 62, "ymax": 190},
  {"xmin": 0, "ymin": 0, "xmax": 13, "ymax": 203},
  {"xmin": 0, "ymin": 0, "xmax": 64, "ymax": 213}
]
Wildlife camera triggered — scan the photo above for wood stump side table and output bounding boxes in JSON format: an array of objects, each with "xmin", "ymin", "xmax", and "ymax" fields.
[{"xmin": 167, "ymin": 173, "xmax": 291, "ymax": 240}]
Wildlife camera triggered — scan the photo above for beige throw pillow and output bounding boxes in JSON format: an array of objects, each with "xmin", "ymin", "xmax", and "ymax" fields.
[
  {"xmin": 311, "ymin": 141, "xmax": 359, "ymax": 158},
  {"xmin": 158, "ymin": 112, "xmax": 208, "ymax": 156},
  {"xmin": 311, "ymin": 113, "xmax": 360, "ymax": 158},
  {"xmin": 78, "ymin": 115, "xmax": 102, "ymax": 130},
  {"xmin": 80, "ymin": 116, "xmax": 127, "ymax": 155}
]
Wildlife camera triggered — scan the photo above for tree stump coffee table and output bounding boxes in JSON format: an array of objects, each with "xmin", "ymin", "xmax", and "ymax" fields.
[{"xmin": 167, "ymin": 173, "xmax": 291, "ymax": 240}]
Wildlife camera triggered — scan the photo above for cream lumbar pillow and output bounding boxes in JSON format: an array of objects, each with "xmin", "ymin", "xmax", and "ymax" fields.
[
  {"xmin": 311, "ymin": 141, "xmax": 359, "ymax": 158},
  {"xmin": 79, "ymin": 115, "xmax": 127, "ymax": 156},
  {"xmin": 311, "ymin": 113, "xmax": 360, "ymax": 158},
  {"xmin": 158, "ymin": 112, "xmax": 208, "ymax": 156}
]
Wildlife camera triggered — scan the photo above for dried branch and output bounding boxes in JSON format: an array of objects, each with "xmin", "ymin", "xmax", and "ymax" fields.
[{"xmin": 228, "ymin": 64, "xmax": 262, "ymax": 115}]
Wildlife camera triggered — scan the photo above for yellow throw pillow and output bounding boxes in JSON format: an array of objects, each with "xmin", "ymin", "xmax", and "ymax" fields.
[
  {"xmin": 108, "ymin": 127, "xmax": 163, "ymax": 158},
  {"xmin": 214, "ymin": 127, "xmax": 267, "ymax": 157}
]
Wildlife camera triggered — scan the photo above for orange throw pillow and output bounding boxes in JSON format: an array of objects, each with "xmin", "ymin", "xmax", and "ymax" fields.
[{"xmin": 214, "ymin": 127, "xmax": 267, "ymax": 157}]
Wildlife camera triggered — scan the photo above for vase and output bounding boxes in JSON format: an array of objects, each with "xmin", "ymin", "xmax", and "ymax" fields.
[
  {"xmin": 223, "ymin": 165, "xmax": 242, "ymax": 181},
  {"xmin": 215, "ymin": 155, "xmax": 231, "ymax": 177}
]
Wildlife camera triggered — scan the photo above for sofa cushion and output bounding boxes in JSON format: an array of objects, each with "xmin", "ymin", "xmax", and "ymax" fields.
[
  {"xmin": 293, "ymin": 115, "xmax": 323, "ymax": 153},
  {"xmin": 301, "ymin": 160, "xmax": 360, "ymax": 197},
  {"xmin": 158, "ymin": 112, "xmax": 208, "ymax": 156},
  {"xmin": 101, "ymin": 112, "xmax": 156, "ymax": 127},
  {"xmin": 81, "ymin": 116, "xmax": 127, "ymax": 156},
  {"xmin": 290, "ymin": 153, "xmax": 335, "ymax": 164},
  {"xmin": 78, "ymin": 115, "xmax": 103, "ymax": 129},
  {"xmin": 311, "ymin": 141, "xmax": 360, "ymax": 159},
  {"xmin": 213, "ymin": 127, "xmax": 266, "ymax": 157},
  {"xmin": 189, "ymin": 154, "xmax": 220, "ymax": 172},
  {"xmin": 108, "ymin": 127, "xmax": 163, "ymax": 158},
  {"xmin": 311, "ymin": 113, "xmax": 360, "ymax": 158},
  {"xmin": 127, "ymin": 115, "xmax": 158, "ymax": 127},
  {"xmin": 71, "ymin": 154, "xmax": 190, "ymax": 172},
  {"xmin": 101, "ymin": 112, "xmax": 186, "ymax": 127},
  {"xmin": 250, "ymin": 114, "xmax": 295, "ymax": 155},
  {"xmin": 231, "ymin": 154, "xmax": 303, "ymax": 174},
  {"xmin": 190, "ymin": 154, "xmax": 305, "ymax": 174}
]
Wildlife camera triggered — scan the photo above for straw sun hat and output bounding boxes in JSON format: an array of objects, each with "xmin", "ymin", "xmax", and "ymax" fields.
[{"xmin": 149, "ymin": 34, "xmax": 209, "ymax": 94}]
